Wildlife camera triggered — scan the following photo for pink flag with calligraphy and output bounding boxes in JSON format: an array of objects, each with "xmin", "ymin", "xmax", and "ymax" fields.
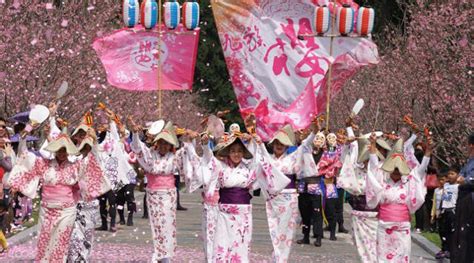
[
  {"xmin": 212, "ymin": 0, "xmax": 379, "ymax": 140},
  {"xmin": 93, "ymin": 25, "xmax": 200, "ymax": 91}
]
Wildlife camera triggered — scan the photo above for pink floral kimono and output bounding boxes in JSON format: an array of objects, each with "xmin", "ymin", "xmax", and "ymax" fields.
[
  {"xmin": 366, "ymin": 151, "xmax": 429, "ymax": 263},
  {"xmin": 201, "ymin": 141, "xmax": 290, "ymax": 263},
  {"xmin": 131, "ymin": 134, "xmax": 196, "ymax": 262},
  {"xmin": 263, "ymin": 133, "xmax": 314, "ymax": 263},
  {"xmin": 7, "ymin": 149, "xmax": 109, "ymax": 262},
  {"xmin": 338, "ymin": 127, "xmax": 378, "ymax": 263},
  {"xmin": 178, "ymin": 142, "xmax": 219, "ymax": 262}
]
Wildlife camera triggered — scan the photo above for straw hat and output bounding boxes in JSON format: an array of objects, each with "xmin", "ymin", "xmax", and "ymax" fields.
[
  {"xmin": 153, "ymin": 121, "xmax": 179, "ymax": 148},
  {"xmin": 78, "ymin": 136, "xmax": 95, "ymax": 151},
  {"xmin": 381, "ymin": 139, "xmax": 411, "ymax": 176},
  {"xmin": 357, "ymin": 138, "xmax": 392, "ymax": 163},
  {"xmin": 217, "ymin": 136, "xmax": 253, "ymax": 159},
  {"xmin": 269, "ymin": 124, "xmax": 296, "ymax": 147},
  {"xmin": 72, "ymin": 124, "xmax": 90, "ymax": 136},
  {"xmin": 44, "ymin": 134, "xmax": 79, "ymax": 155}
]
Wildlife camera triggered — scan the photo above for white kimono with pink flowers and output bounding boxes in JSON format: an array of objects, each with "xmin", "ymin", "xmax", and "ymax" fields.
[
  {"xmin": 338, "ymin": 127, "xmax": 378, "ymax": 263},
  {"xmin": 366, "ymin": 153, "xmax": 429, "ymax": 263},
  {"xmin": 68, "ymin": 148, "xmax": 111, "ymax": 262},
  {"xmin": 131, "ymin": 134, "xmax": 196, "ymax": 262},
  {"xmin": 263, "ymin": 133, "xmax": 314, "ymax": 263},
  {"xmin": 201, "ymin": 141, "xmax": 290, "ymax": 263},
  {"xmin": 97, "ymin": 122, "xmax": 133, "ymax": 191},
  {"xmin": 7, "ymin": 149, "xmax": 109, "ymax": 262}
]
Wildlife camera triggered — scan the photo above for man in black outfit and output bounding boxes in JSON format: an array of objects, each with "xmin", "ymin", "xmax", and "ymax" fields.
[
  {"xmin": 297, "ymin": 147, "xmax": 324, "ymax": 247},
  {"xmin": 335, "ymin": 187, "xmax": 349, "ymax": 234},
  {"xmin": 117, "ymin": 183, "xmax": 136, "ymax": 226}
]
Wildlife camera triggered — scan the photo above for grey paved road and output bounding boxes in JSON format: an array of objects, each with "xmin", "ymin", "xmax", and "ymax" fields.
[{"xmin": 3, "ymin": 191, "xmax": 436, "ymax": 262}]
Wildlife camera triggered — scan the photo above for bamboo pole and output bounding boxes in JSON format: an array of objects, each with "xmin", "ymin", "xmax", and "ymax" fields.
[
  {"xmin": 325, "ymin": 2, "xmax": 336, "ymax": 132},
  {"xmin": 158, "ymin": 0, "xmax": 163, "ymax": 118}
]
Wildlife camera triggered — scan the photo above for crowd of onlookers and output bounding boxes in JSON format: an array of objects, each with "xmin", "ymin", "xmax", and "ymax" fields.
[
  {"xmin": 0, "ymin": 117, "xmax": 39, "ymax": 254},
  {"xmin": 412, "ymin": 134, "xmax": 474, "ymax": 261}
]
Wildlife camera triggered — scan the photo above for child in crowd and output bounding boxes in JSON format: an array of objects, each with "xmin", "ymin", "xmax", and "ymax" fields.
[
  {"xmin": 431, "ymin": 174, "xmax": 446, "ymax": 226},
  {"xmin": 436, "ymin": 167, "xmax": 461, "ymax": 259},
  {"xmin": 431, "ymin": 173, "xmax": 446, "ymax": 257}
]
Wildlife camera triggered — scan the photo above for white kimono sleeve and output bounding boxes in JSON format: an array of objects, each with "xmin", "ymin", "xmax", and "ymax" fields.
[
  {"xmin": 180, "ymin": 142, "xmax": 204, "ymax": 193},
  {"xmin": 7, "ymin": 151, "xmax": 45, "ymax": 199},
  {"xmin": 200, "ymin": 145, "xmax": 222, "ymax": 198},
  {"xmin": 404, "ymin": 134, "xmax": 420, "ymax": 169},
  {"xmin": 338, "ymin": 127, "xmax": 364, "ymax": 195},
  {"xmin": 365, "ymin": 153, "xmax": 384, "ymax": 209},
  {"xmin": 131, "ymin": 132, "xmax": 154, "ymax": 172},
  {"xmin": 406, "ymin": 156, "xmax": 430, "ymax": 213},
  {"xmin": 254, "ymin": 143, "xmax": 291, "ymax": 200}
]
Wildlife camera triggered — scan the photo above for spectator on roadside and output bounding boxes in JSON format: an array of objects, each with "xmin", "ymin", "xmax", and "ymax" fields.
[
  {"xmin": 430, "ymin": 173, "xmax": 446, "ymax": 235},
  {"xmin": 436, "ymin": 168, "xmax": 461, "ymax": 259},
  {"xmin": 452, "ymin": 133, "xmax": 474, "ymax": 263}
]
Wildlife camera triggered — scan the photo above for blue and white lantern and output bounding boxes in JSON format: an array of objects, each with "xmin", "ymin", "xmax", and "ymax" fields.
[
  {"xmin": 182, "ymin": 1, "xmax": 200, "ymax": 30},
  {"xmin": 123, "ymin": 0, "xmax": 140, "ymax": 28},
  {"xmin": 164, "ymin": 0, "xmax": 180, "ymax": 29},
  {"xmin": 140, "ymin": 0, "xmax": 158, "ymax": 29}
]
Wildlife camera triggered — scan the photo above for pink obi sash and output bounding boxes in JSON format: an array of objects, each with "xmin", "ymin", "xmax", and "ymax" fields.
[
  {"xmin": 146, "ymin": 174, "xmax": 175, "ymax": 190},
  {"xmin": 42, "ymin": 184, "xmax": 79, "ymax": 204},
  {"xmin": 378, "ymin": 203, "xmax": 410, "ymax": 222}
]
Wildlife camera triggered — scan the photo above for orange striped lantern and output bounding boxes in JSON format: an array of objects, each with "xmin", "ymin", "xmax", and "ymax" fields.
[
  {"xmin": 336, "ymin": 4, "xmax": 354, "ymax": 36},
  {"xmin": 356, "ymin": 6, "xmax": 375, "ymax": 36},
  {"xmin": 314, "ymin": 5, "xmax": 330, "ymax": 35}
]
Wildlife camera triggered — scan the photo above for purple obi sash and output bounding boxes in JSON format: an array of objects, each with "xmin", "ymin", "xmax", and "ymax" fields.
[
  {"xmin": 219, "ymin": 187, "xmax": 252, "ymax": 205},
  {"xmin": 285, "ymin": 174, "xmax": 296, "ymax": 189},
  {"xmin": 348, "ymin": 195, "xmax": 378, "ymax": 212}
]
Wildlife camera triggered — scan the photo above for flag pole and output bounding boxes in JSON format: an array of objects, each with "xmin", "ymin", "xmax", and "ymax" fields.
[
  {"xmin": 158, "ymin": 0, "xmax": 163, "ymax": 118},
  {"xmin": 325, "ymin": 1, "xmax": 336, "ymax": 133}
]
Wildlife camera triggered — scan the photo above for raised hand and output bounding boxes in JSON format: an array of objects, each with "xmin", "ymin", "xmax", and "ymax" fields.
[
  {"xmin": 244, "ymin": 114, "xmax": 256, "ymax": 135},
  {"xmin": 48, "ymin": 102, "xmax": 58, "ymax": 115},
  {"xmin": 201, "ymin": 134, "xmax": 209, "ymax": 145},
  {"xmin": 368, "ymin": 132, "xmax": 377, "ymax": 154},
  {"xmin": 403, "ymin": 114, "xmax": 420, "ymax": 133}
]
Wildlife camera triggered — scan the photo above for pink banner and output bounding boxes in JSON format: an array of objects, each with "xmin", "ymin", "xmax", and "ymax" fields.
[
  {"xmin": 212, "ymin": 0, "xmax": 379, "ymax": 140},
  {"xmin": 93, "ymin": 25, "xmax": 199, "ymax": 91}
]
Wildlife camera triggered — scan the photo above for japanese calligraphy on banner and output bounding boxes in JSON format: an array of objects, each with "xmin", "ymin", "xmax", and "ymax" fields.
[
  {"xmin": 93, "ymin": 25, "xmax": 200, "ymax": 91},
  {"xmin": 211, "ymin": 0, "xmax": 379, "ymax": 139}
]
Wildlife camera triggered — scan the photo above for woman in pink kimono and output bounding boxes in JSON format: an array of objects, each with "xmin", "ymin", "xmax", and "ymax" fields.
[
  {"xmin": 131, "ymin": 121, "xmax": 195, "ymax": 263},
  {"xmin": 262, "ymin": 124, "xmax": 315, "ymax": 263},
  {"xmin": 7, "ymin": 133, "xmax": 109, "ymax": 262},
  {"xmin": 366, "ymin": 135, "xmax": 431, "ymax": 262},
  {"xmin": 200, "ymin": 132, "xmax": 290, "ymax": 263},
  {"xmin": 338, "ymin": 123, "xmax": 391, "ymax": 263}
]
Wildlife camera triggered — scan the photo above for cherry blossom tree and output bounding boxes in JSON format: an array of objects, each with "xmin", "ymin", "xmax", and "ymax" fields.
[
  {"xmin": 0, "ymin": 0, "xmax": 203, "ymax": 131},
  {"xmin": 330, "ymin": 0, "xmax": 473, "ymax": 165}
]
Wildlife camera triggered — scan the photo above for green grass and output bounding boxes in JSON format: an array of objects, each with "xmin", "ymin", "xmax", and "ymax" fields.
[
  {"xmin": 420, "ymin": 231, "xmax": 442, "ymax": 248},
  {"xmin": 410, "ymin": 215, "xmax": 441, "ymax": 248},
  {"xmin": 5, "ymin": 198, "xmax": 40, "ymax": 238}
]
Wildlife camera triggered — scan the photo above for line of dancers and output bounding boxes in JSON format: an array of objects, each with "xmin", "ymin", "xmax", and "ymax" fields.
[{"xmin": 3, "ymin": 101, "xmax": 433, "ymax": 262}]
